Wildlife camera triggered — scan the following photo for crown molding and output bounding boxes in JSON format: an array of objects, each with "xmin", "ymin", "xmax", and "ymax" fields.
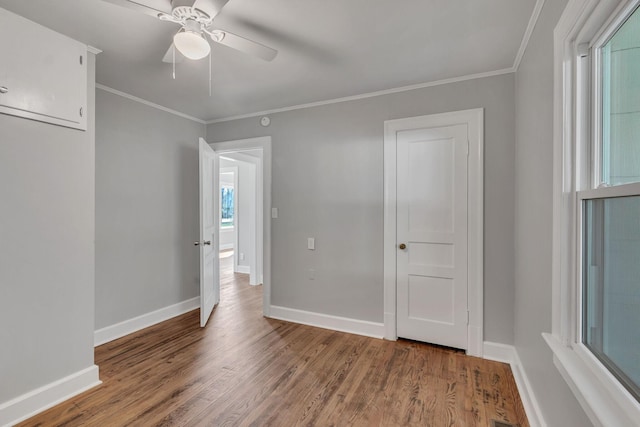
[
  {"xmin": 206, "ymin": 67, "xmax": 514, "ymax": 124},
  {"xmin": 513, "ymin": 0, "xmax": 546, "ymax": 71},
  {"xmin": 95, "ymin": 84, "xmax": 207, "ymax": 124}
]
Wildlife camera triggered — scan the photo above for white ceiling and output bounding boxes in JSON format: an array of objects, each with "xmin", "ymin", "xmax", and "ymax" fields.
[{"xmin": 0, "ymin": 0, "xmax": 537, "ymax": 121}]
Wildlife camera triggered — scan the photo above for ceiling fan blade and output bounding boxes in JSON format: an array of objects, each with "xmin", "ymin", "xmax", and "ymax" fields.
[
  {"xmin": 162, "ymin": 43, "xmax": 185, "ymax": 63},
  {"xmin": 100, "ymin": 0, "xmax": 173, "ymax": 19},
  {"xmin": 212, "ymin": 29, "xmax": 277, "ymax": 61},
  {"xmin": 193, "ymin": 0, "xmax": 230, "ymax": 19}
]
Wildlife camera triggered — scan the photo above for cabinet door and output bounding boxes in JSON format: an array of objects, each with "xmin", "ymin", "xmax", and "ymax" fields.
[{"xmin": 0, "ymin": 8, "xmax": 87, "ymax": 130}]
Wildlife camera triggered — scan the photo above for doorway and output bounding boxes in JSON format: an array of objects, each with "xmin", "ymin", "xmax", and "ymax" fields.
[
  {"xmin": 383, "ymin": 110, "xmax": 484, "ymax": 356},
  {"xmin": 219, "ymin": 153, "xmax": 259, "ymax": 285},
  {"xmin": 212, "ymin": 137, "xmax": 272, "ymax": 317}
]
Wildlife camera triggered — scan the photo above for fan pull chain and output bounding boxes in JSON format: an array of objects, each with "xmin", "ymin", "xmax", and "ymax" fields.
[
  {"xmin": 172, "ymin": 45, "xmax": 176, "ymax": 80},
  {"xmin": 209, "ymin": 51, "xmax": 212, "ymax": 97}
]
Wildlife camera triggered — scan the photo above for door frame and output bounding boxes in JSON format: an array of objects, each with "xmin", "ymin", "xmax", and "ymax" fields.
[
  {"xmin": 383, "ymin": 109, "xmax": 484, "ymax": 357},
  {"xmin": 211, "ymin": 136, "xmax": 272, "ymax": 317}
]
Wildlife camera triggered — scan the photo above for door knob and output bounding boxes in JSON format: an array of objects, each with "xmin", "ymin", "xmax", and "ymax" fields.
[
  {"xmin": 398, "ymin": 243, "xmax": 407, "ymax": 250},
  {"xmin": 194, "ymin": 240, "xmax": 212, "ymax": 246}
]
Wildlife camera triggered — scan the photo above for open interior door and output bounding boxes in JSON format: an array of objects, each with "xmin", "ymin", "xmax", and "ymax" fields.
[{"xmin": 198, "ymin": 137, "xmax": 219, "ymax": 327}]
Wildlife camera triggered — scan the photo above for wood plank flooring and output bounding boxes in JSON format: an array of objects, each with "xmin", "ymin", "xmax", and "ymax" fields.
[{"xmin": 20, "ymin": 251, "xmax": 528, "ymax": 426}]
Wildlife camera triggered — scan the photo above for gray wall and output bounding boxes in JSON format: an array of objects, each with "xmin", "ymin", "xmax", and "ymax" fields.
[
  {"xmin": 0, "ymin": 56, "xmax": 96, "ymax": 403},
  {"xmin": 513, "ymin": 0, "xmax": 592, "ymax": 424},
  {"xmin": 208, "ymin": 74, "xmax": 516, "ymax": 344},
  {"xmin": 95, "ymin": 90, "xmax": 205, "ymax": 329}
]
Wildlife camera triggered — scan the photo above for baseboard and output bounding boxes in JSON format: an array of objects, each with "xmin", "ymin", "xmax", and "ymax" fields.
[
  {"xmin": 235, "ymin": 265, "xmax": 250, "ymax": 274},
  {"xmin": 0, "ymin": 365, "xmax": 100, "ymax": 427},
  {"xmin": 483, "ymin": 342, "xmax": 547, "ymax": 427},
  {"xmin": 483, "ymin": 341, "xmax": 517, "ymax": 364},
  {"xmin": 94, "ymin": 297, "xmax": 199, "ymax": 346},
  {"xmin": 269, "ymin": 305, "xmax": 385, "ymax": 339}
]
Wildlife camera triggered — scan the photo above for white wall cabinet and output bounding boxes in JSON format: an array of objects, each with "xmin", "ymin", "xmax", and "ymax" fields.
[{"xmin": 0, "ymin": 8, "xmax": 87, "ymax": 130}]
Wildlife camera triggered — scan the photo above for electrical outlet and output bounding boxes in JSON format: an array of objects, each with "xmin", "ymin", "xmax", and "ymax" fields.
[
  {"xmin": 307, "ymin": 237, "xmax": 315, "ymax": 250},
  {"xmin": 308, "ymin": 269, "xmax": 315, "ymax": 280}
]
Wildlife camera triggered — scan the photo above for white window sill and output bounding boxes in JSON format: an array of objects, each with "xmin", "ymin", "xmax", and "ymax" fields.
[{"xmin": 542, "ymin": 333, "xmax": 640, "ymax": 427}]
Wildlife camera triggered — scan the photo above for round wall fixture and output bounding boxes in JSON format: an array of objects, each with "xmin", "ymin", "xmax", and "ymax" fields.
[{"xmin": 260, "ymin": 116, "xmax": 271, "ymax": 127}]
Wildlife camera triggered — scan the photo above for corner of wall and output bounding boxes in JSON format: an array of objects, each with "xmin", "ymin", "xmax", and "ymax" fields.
[{"xmin": 483, "ymin": 342, "xmax": 547, "ymax": 427}]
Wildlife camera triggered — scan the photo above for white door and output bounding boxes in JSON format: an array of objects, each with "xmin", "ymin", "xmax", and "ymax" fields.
[
  {"xmin": 198, "ymin": 137, "xmax": 219, "ymax": 327},
  {"xmin": 396, "ymin": 124, "xmax": 468, "ymax": 349}
]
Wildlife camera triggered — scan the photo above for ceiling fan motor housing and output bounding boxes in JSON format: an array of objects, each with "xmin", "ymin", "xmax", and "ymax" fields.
[{"xmin": 172, "ymin": 6, "xmax": 211, "ymax": 24}]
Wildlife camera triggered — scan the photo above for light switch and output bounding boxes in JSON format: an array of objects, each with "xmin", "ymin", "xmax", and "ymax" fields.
[
  {"xmin": 271, "ymin": 208, "xmax": 278, "ymax": 218},
  {"xmin": 307, "ymin": 237, "xmax": 315, "ymax": 250}
]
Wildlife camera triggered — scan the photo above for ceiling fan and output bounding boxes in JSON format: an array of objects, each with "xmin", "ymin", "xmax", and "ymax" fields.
[{"xmin": 102, "ymin": 0, "xmax": 277, "ymax": 62}]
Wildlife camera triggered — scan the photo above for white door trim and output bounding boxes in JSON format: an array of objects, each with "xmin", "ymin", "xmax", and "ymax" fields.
[
  {"xmin": 211, "ymin": 136, "xmax": 272, "ymax": 317},
  {"xmin": 383, "ymin": 109, "xmax": 484, "ymax": 357}
]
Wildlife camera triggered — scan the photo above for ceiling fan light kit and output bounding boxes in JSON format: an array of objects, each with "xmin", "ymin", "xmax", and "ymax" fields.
[{"xmin": 174, "ymin": 28, "xmax": 210, "ymax": 60}]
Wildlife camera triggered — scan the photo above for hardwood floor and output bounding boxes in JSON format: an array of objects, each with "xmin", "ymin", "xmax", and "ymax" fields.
[{"xmin": 20, "ymin": 251, "xmax": 528, "ymax": 426}]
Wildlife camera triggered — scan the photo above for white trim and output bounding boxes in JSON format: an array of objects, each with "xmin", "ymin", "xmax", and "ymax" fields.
[
  {"xmin": 211, "ymin": 137, "xmax": 272, "ymax": 317},
  {"xmin": 0, "ymin": 365, "xmax": 100, "ymax": 427},
  {"xmin": 94, "ymin": 297, "xmax": 199, "ymax": 346},
  {"xmin": 544, "ymin": 334, "xmax": 640, "ymax": 427},
  {"xmin": 383, "ymin": 109, "xmax": 484, "ymax": 357},
  {"xmin": 513, "ymin": 0, "xmax": 547, "ymax": 71},
  {"xmin": 578, "ymin": 181, "xmax": 640, "ymax": 199},
  {"xmin": 207, "ymin": 69, "xmax": 512, "ymax": 124},
  {"xmin": 269, "ymin": 306, "xmax": 385, "ymax": 339},
  {"xmin": 383, "ymin": 111, "xmax": 398, "ymax": 341},
  {"xmin": 482, "ymin": 342, "xmax": 547, "ymax": 427},
  {"xmin": 95, "ymin": 84, "xmax": 206, "ymax": 124},
  {"xmin": 482, "ymin": 341, "xmax": 517, "ymax": 364},
  {"xmin": 235, "ymin": 265, "xmax": 250, "ymax": 274},
  {"xmin": 219, "ymin": 242, "xmax": 234, "ymax": 250}
]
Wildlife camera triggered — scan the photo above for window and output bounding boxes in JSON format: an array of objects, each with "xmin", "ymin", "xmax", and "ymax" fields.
[
  {"xmin": 582, "ymin": 196, "xmax": 640, "ymax": 400},
  {"xmin": 221, "ymin": 185, "xmax": 234, "ymax": 228},
  {"xmin": 549, "ymin": 0, "xmax": 640, "ymax": 425},
  {"xmin": 580, "ymin": 2, "xmax": 640, "ymax": 403}
]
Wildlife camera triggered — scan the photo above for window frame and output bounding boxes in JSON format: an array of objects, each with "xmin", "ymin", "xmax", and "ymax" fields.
[{"xmin": 547, "ymin": 0, "xmax": 640, "ymax": 425}]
